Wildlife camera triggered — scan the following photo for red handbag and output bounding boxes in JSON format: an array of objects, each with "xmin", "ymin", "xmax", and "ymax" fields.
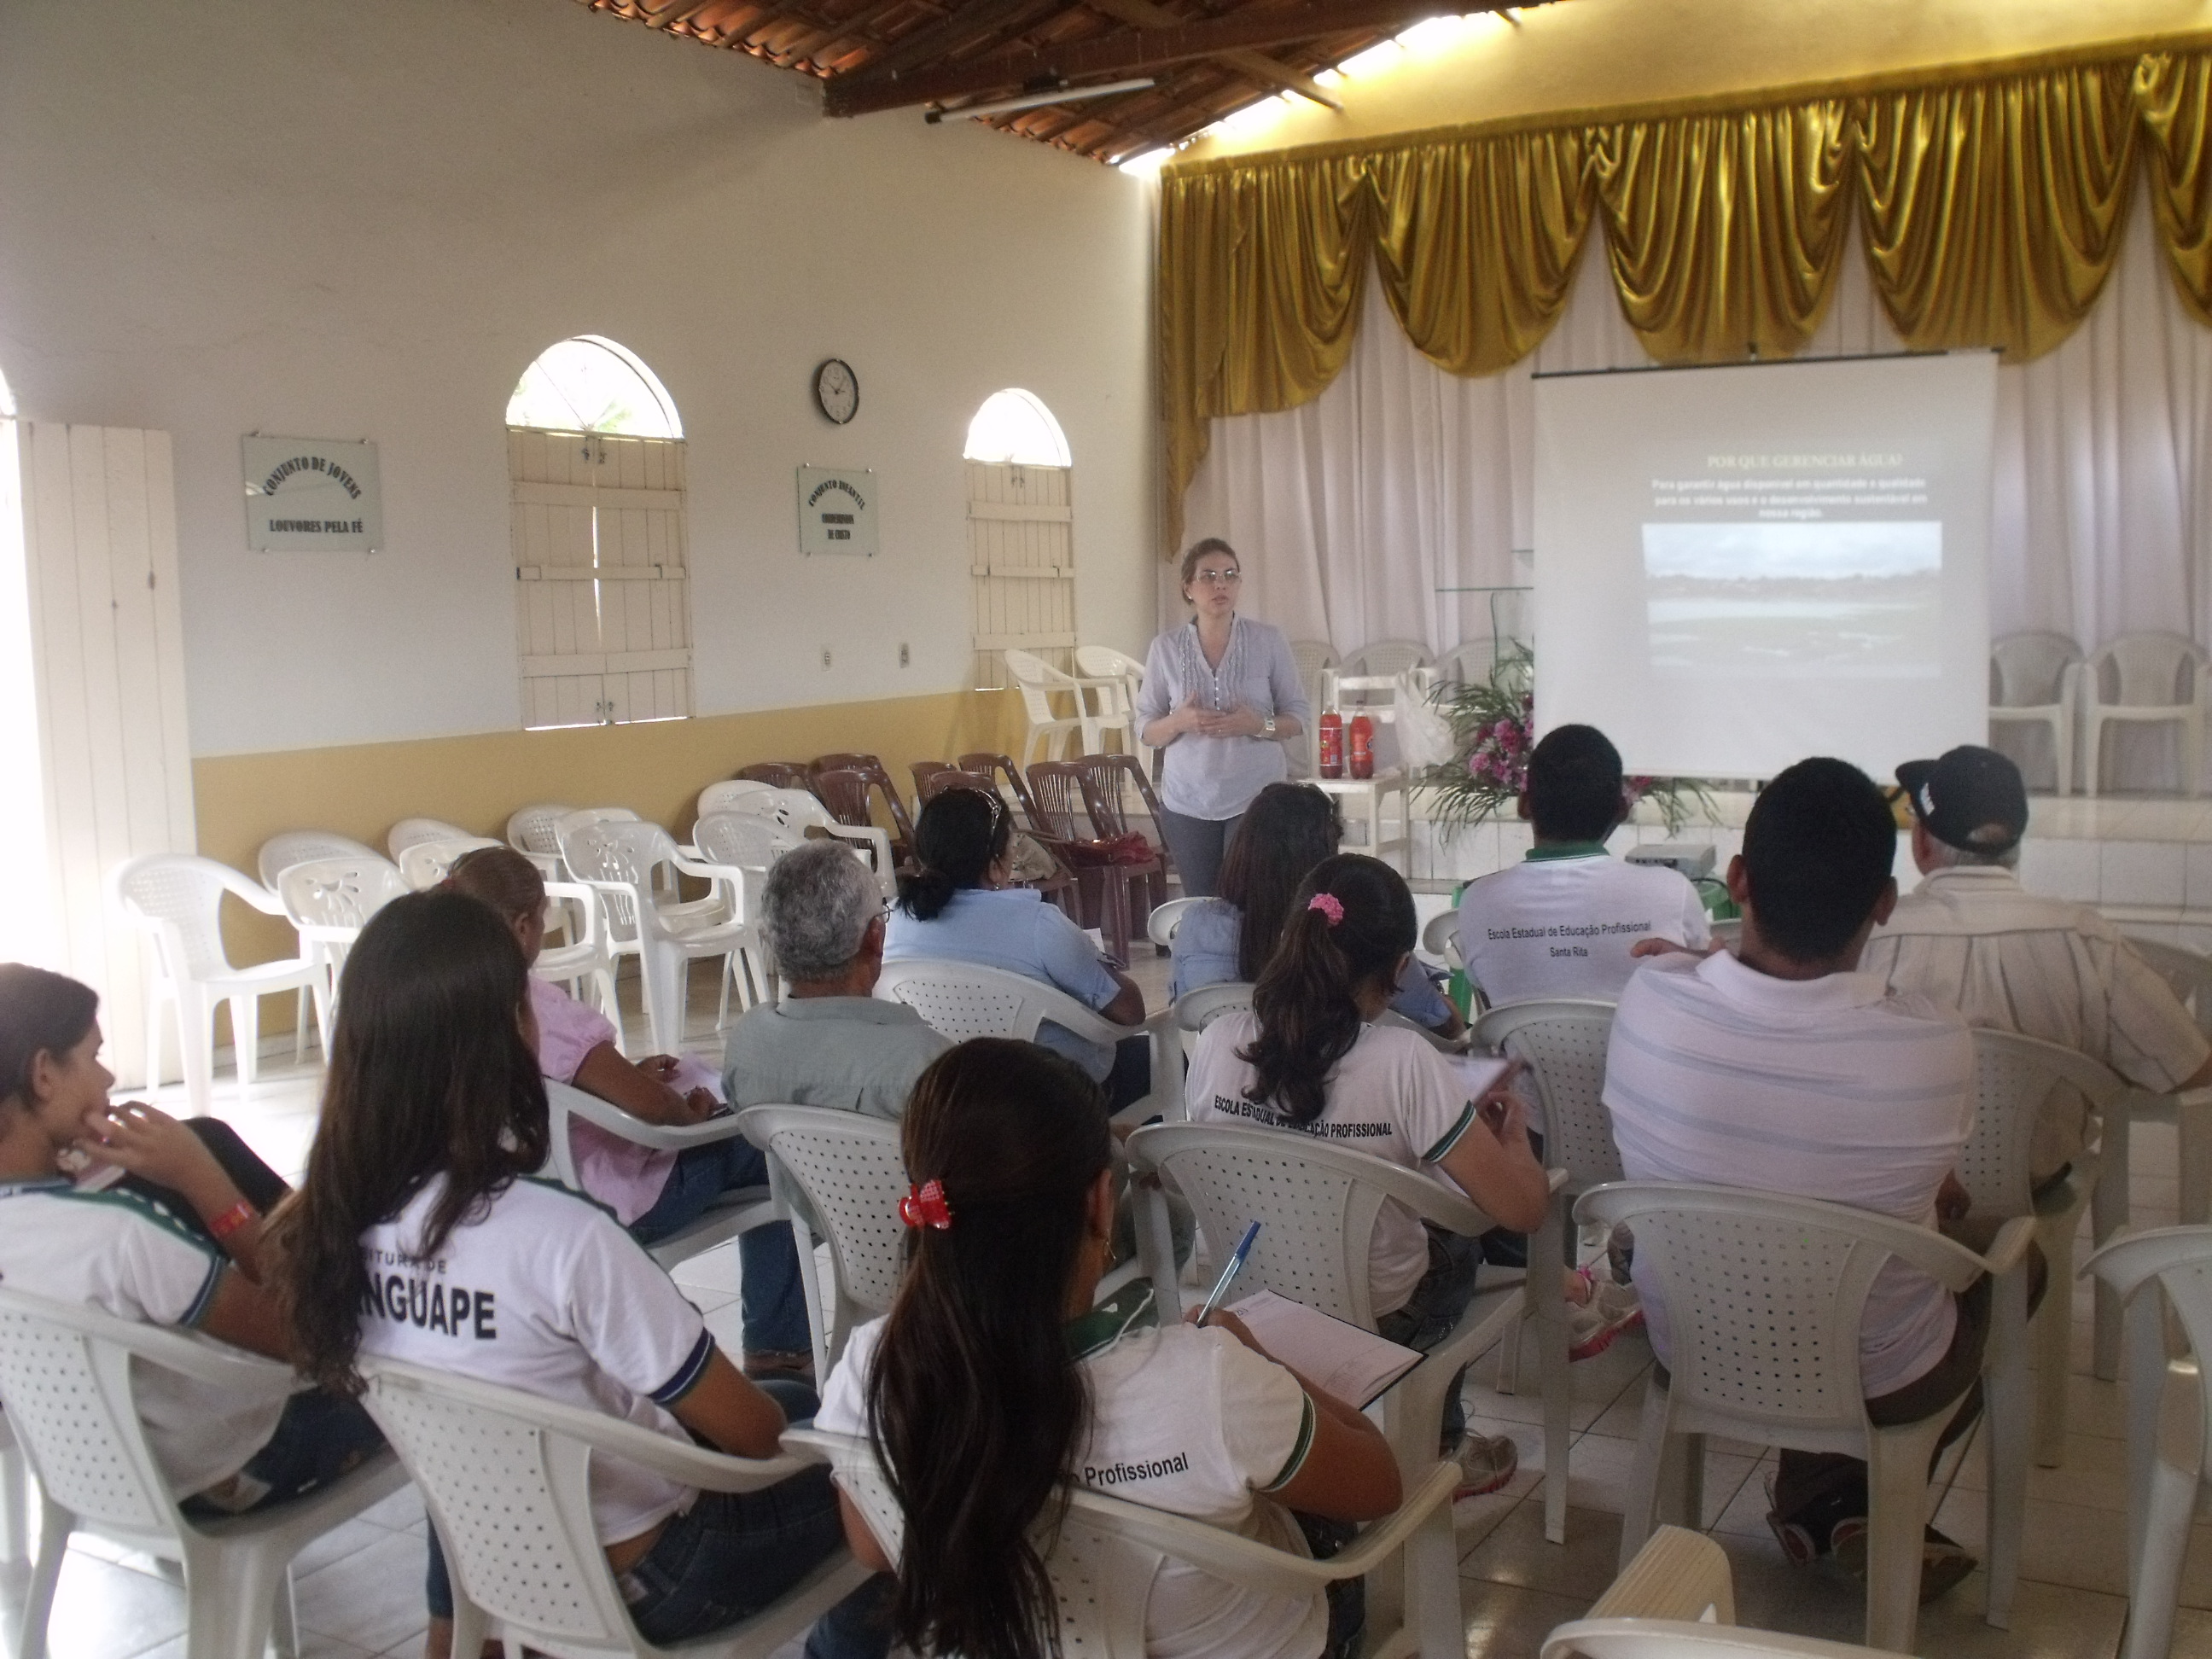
[{"xmin": 1062, "ymin": 831, "xmax": 1156, "ymax": 867}]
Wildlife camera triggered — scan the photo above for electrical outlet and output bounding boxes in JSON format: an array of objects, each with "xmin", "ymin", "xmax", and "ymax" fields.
[
  {"xmin": 820, "ymin": 647, "xmax": 833, "ymax": 669},
  {"xmin": 899, "ymin": 643, "xmax": 910, "ymax": 667}
]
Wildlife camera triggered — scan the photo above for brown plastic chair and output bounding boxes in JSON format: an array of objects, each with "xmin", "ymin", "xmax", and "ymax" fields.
[
  {"xmin": 1030, "ymin": 760, "xmax": 1147, "ymax": 962},
  {"xmin": 947, "ymin": 756, "xmax": 1080, "ymax": 921},
  {"xmin": 736, "ymin": 761, "xmax": 810, "ymax": 789},
  {"xmin": 958, "ymin": 754, "xmax": 1048, "ymax": 835},
  {"xmin": 917, "ymin": 768, "xmax": 996, "ymax": 803},
  {"xmin": 809, "ymin": 754, "xmax": 915, "ymax": 856},
  {"xmin": 1074, "ymin": 754, "xmax": 1170, "ymax": 943},
  {"xmin": 909, "ymin": 760, "xmax": 953, "ymax": 800}
]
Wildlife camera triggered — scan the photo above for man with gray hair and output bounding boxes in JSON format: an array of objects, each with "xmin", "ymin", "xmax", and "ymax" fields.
[
  {"xmin": 1865, "ymin": 744, "xmax": 2211, "ymax": 1183},
  {"xmin": 721, "ymin": 839, "xmax": 952, "ymax": 1121}
]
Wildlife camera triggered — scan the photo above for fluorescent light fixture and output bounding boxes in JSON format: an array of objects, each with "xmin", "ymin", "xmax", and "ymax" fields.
[{"xmin": 926, "ymin": 78, "xmax": 1156, "ymax": 122}]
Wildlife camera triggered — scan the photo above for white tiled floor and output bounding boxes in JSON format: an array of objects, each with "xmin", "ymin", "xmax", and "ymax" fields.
[{"xmin": 11, "ymin": 964, "xmax": 2211, "ymax": 1659}]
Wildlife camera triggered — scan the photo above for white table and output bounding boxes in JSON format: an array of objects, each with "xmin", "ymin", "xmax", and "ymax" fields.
[{"xmin": 1313, "ymin": 769, "xmax": 1411, "ymax": 874}]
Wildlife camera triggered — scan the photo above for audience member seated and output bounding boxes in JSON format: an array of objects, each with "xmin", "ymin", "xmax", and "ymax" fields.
[
  {"xmin": 268, "ymin": 894, "xmax": 890, "ymax": 1659},
  {"xmin": 0, "ymin": 964, "xmax": 383, "ymax": 1519},
  {"xmin": 818, "ymin": 1038, "xmax": 1401, "ymax": 1659},
  {"xmin": 1185, "ymin": 854, "xmax": 1549, "ymax": 1494},
  {"xmin": 883, "ymin": 787, "xmax": 1151, "ymax": 1110},
  {"xmin": 1170, "ymin": 781, "xmax": 1464, "ymax": 1040},
  {"xmin": 443, "ymin": 847, "xmax": 812, "ymax": 1381},
  {"xmin": 1604, "ymin": 758, "xmax": 1984, "ymax": 1599},
  {"xmin": 1456, "ymin": 724, "xmax": 1709, "ymax": 1006},
  {"xmin": 722, "ymin": 839, "xmax": 952, "ymax": 1120},
  {"xmin": 1864, "ymin": 744, "xmax": 2212, "ymax": 1185}
]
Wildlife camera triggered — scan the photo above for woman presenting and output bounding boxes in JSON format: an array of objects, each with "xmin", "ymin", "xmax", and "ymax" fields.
[{"xmin": 1137, "ymin": 538, "xmax": 1310, "ymax": 898}]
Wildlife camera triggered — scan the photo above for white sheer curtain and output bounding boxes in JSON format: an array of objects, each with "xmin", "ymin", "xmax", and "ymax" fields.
[{"xmin": 1180, "ymin": 202, "xmax": 2212, "ymax": 790}]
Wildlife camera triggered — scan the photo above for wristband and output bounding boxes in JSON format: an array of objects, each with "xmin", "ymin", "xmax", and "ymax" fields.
[{"xmin": 207, "ymin": 1201, "xmax": 258, "ymax": 1242}]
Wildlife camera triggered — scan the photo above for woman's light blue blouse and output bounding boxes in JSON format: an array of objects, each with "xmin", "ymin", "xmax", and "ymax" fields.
[
  {"xmin": 1136, "ymin": 617, "xmax": 1311, "ymax": 822},
  {"xmin": 1167, "ymin": 898, "xmax": 1455, "ymax": 1027}
]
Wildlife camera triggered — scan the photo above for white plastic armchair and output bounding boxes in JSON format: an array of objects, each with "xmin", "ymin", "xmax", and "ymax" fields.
[
  {"xmin": 735, "ymin": 1105, "xmax": 910, "ymax": 1381},
  {"xmin": 2082, "ymin": 1224, "xmax": 2212, "ymax": 1659},
  {"xmin": 386, "ymin": 817, "xmax": 469, "ymax": 859},
  {"xmin": 1126, "ymin": 1121, "xmax": 1568, "ymax": 1507},
  {"xmin": 696, "ymin": 778, "xmax": 775, "ymax": 821},
  {"xmin": 1989, "ymin": 632, "xmax": 2085, "ymax": 795},
  {"xmin": 875, "ymin": 958, "xmax": 1175, "ymax": 1122},
  {"xmin": 1285, "ymin": 639, "xmax": 1339, "ymax": 777},
  {"xmin": 1005, "ymin": 647, "xmax": 1119, "ymax": 765},
  {"xmin": 110, "ymin": 855, "xmax": 331, "ymax": 1115},
  {"xmin": 707, "ymin": 787, "xmax": 894, "ymax": 894},
  {"xmin": 357, "ymin": 1356, "xmax": 866, "ymax": 1659},
  {"xmin": 395, "ymin": 835, "xmax": 503, "ymax": 891},
  {"xmin": 543, "ymin": 1081, "xmax": 777, "ymax": 1273},
  {"xmin": 274, "ymin": 856, "xmax": 408, "ymax": 1033},
  {"xmin": 506, "ymin": 801, "xmax": 580, "ymax": 879},
  {"xmin": 1074, "ymin": 643, "xmax": 1148, "ymax": 766},
  {"xmin": 253, "ymin": 830, "xmax": 377, "ymax": 891},
  {"xmin": 0, "ymin": 1286, "xmax": 409, "ymax": 1659},
  {"xmin": 534, "ymin": 879, "xmax": 622, "ymax": 1033},
  {"xmin": 1145, "ymin": 894, "xmax": 1205, "ymax": 948},
  {"xmin": 2083, "ymin": 632, "xmax": 2209, "ymax": 795},
  {"xmin": 790, "ymin": 1423, "xmax": 1464, "ymax": 1659},
  {"xmin": 1542, "ymin": 1622, "xmax": 1908, "ymax": 1659},
  {"xmin": 1173, "ymin": 981, "xmax": 1254, "ymax": 1064},
  {"xmin": 1574, "ymin": 1182, "xmax": 2034, "ymax": 1654},
  {"xmin": 1418, "ymin": 908, "xmax": 1465, "ymax": 974},
  {"xmin": 2117, "ymin": 934, "xmax": 2212, "ymax": 1231}
]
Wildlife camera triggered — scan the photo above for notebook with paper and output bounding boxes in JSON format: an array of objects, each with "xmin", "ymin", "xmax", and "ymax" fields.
[{"xmin": 1225, "ymin": 1288, "xmax": 1424, "ymax": 1409}]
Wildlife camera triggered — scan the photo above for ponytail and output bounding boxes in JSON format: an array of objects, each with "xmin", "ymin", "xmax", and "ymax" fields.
[
  {"xmin": 1239, "ymin": 853, "xmax": 1417, "ymax": 1126},
  {"xmin": 898, "ymin": 788, "xmax": 1011, "ymax": 922},
  {"xmin": 866, "ymin": 1039, "xmax": 1112, "ymax": 1659}
]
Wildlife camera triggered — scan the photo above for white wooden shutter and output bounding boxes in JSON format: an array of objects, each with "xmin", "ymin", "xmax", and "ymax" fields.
[
  {"xmin": 968, "ymin": 461, "xmax": 1074, "ymax": 689},
  {"xmin": 15, "ymin": 423, "xmax": 195, "ymax": 1088},
  {"xmin": 512, "ymin": 430, "xmax": 691, "ymax": 728}
]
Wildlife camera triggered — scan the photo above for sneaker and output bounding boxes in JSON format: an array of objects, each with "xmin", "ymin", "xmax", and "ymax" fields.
[
  {"xmin": 1451, "ymin": 1431, "xmax": 1519, "ymax": 1497},
  {"xmin": 743, "ymin": 1348, "xmax": 817, "ymax": 1384},
  {"xmin": 1829, "ymin": 1518, "xmax": 1978, "ymax": 1604},
  {"xmin": 1568, "ymin": 1271, "xmax": 1644, "ymax": 1362}
]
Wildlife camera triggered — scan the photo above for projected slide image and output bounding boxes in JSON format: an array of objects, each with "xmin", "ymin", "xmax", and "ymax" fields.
[{"xmin": 1642, "ymin": 521, "xmax": 1942, "ymax": 677}]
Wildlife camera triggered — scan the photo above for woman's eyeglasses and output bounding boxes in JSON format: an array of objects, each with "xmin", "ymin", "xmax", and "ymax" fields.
[{"xmin": 1191, "ymin": 568, "xmax": 1242, "ymax": 586}]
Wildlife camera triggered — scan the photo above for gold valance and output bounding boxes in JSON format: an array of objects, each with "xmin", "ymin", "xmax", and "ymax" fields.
[{"xmin": 1159, "ymin": 48, "xmax": 2212, "ymax": 554}]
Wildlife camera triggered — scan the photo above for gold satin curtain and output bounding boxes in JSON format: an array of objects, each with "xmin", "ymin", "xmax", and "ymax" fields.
[{"xmin": 1161, "ymin": 48, "xmax": 2212, "ymax": 552}]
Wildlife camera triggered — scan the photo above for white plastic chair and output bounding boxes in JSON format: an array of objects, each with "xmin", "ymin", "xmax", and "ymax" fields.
[
  {"xmin": 1005, "ymin": 647, "xmax": 1119, "ymax": 765},
  {"xmin": 875, "ymin": 958, "xmax": 1175, "ymax": 1122},
  {"xmin": 386, "ymin": 817, "xmax": 470, "ymax": 859},
  {"xmin": 1575, "ymin": 1182, "xmax": 2034, "ymax": 1654},
  {"xmin": 357, "ymin": 1356, "xmax": 866, "ymax": 1659},
  {"xmin": 1542, "ymin": 1622, "xmax": 1908, "ymax": 1659},
  {"xmin": 1173, "ymin": 981, "xmax": 1253, "ymax": 1039},
  {"xmin": 1963, "ymin": 1030, "xmax": 2111, "ymax": 1466},
  {"xmin": 535, "ymin": 879, "xmax": 622, "ymax": 1034},
  {"xmin": 735, "ymin": 1105, "xmax": 911, "ymax": 1382},
  {"xmin": 253, "ymin": 830, "xmax": 378, "ymax": 892},
  {"xmin": 543, "ymin": 1080, "xmax": 778, "ymax": 1272},
  {"xmin": 273, "ymin": 856, "xmax": 408, "ymax": 1032},
  {"xmin": 1126, "ymin": 1121, "xmax": 1565, "ymax": 1505},
  {"xmin": 1284, "ymin": 639, "xmax": 1339, "ymax": 777},
  {"xmin": 0, "ymin": 1287, "xmax": 409, "ymax": 1659},
  {"xmin": 707, "ymin": 788, "xmax": 894, "ymax": 894},
  {"xmin": 1341, "ymin": 638, "xmax": 1432, "ymax": 681},
  {"xmin": 506, "ymin": 801, "xmax": 580, "ymax": 879},
  {"xmin": 2083, "ymin": 632, "xmax": 2208, "ymax": 796},
  {"xmin": 1989, "ymin": 632, "xmax": 2084, "ymax": 795},
  {"xmin": 1075, "ymin": 643, "xmax": 1149, "ymax": 767},
  {"xmin": 696, "ymin": 778, "xmax": 776, "ymax": 821},
  {"xmin": 0, "ymin": 1413, "xmax": 27, "ymax": 1566},
  {"xmin": 1145, "ymin": 894, "xmax": 1205, "ymax": 948},
  {"xmin": 2120, "ymin": 935, "xmax": 2212, "ymax": 1231},
  {"xmin": 795, "ymin": 1422, "xmax": 1464, "ymax": 1659},
  {"xmin": 1471, "ymin": 998, "xmax": 1618, "ymax": 1542},
  {"xmin": 563, "ymin": 821, "xmax": 771, "ymax": 1053},
  {"xmin": 394, "ymin": 834, "xmax": 504, "ymax": 890},
  {"xmin": 2083, "ymin": 1223, "xmax": 2212, "ymax": 1659},
  {"xmin": 110, "ymin": 855, "xmax": 331, "ymax": 1115}
]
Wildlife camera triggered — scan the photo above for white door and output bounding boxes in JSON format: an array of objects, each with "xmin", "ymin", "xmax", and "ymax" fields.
[{"xmin": 968, "ymin": 460, "xmax": 1074, "ymax": 690}]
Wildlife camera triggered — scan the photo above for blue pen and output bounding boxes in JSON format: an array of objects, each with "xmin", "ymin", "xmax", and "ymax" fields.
[{"xmin": 1196, "ymin": 1220, "xmax": 1262, "ymax": 1326}]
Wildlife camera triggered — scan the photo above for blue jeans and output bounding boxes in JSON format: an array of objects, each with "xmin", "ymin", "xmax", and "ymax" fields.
[
  {"xmin": 1375, "ymin": 1225, "xmax": 1483, "ymax": 1453},
  {"xmin": 631, "ymin": 1138, "xmax": 812, "ymax": 1357},
  {"xmin": 426, "ymin": 1379, "xmax": 890, "ymax": 1656},
  {"xmin": 180, "ymin": 1389, "xmax": 386, "ymax": 1519}
]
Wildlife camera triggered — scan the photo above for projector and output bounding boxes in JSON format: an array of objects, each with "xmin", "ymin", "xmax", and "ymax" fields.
[{"xmin": 1625, "ymin": 842, "xmax": 1718, "ymax": 879}]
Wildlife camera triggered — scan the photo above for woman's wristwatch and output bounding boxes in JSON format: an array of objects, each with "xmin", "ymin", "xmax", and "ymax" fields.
[{"xmin": 1260, "ymin": 715, "xmax": 1278, "ymax": 739}]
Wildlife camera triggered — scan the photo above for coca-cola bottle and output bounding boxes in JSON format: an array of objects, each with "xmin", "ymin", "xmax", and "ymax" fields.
[
  {"xmin": 1318, "ymin": 705, "xmax": 1345, "ymax": 777},
  {"xmin": 1348, "ymin": 714, "xmax": 1375, "ymax": 780}
]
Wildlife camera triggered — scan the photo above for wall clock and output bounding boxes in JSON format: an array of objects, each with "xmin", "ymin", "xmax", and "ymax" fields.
[{"xmin": 813, "ymin": 358, "xmax": 859, "ymax": 425}]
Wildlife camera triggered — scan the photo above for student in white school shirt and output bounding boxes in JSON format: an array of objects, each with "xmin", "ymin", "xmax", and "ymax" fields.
[
  {"xmin": 267, "ymin": 894, "xmax": 889, "ymax": 1659},
  {"xmin": 0, "ymin": 964, "xmax": 384, "ymax": 1518},
  {"xmin": 1455, "ymin": 723, "xmax": 1709, "ymax": 1007},
  {"xmin": 818, "ymin": 1038, "xmax": 1403, "ymax": 1659},
  {"xmin": 443, "ymin": 847, "xmax": 813, "ymax": 1379},
  {"xmin": 1185, "ymin": 853, "xmax": 1551, "ymax": 1496}
]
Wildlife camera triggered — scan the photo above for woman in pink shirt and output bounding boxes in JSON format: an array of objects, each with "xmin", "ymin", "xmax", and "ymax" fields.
[{"xmin": 445, "ymin": 847, "xmax": 810, "ymax": 1377}]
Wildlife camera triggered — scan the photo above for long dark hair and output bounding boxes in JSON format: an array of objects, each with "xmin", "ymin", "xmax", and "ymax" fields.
[
  {"xmin": 0, "ymin": 964, "xmax": 100, "ymax": 1109},
  {"xmin": 866, "ymin": 1039, "xmax": 1112, "ymax": 1659},
  {"xmin": 1220, "ymin": 783, "xmax": 1343, "ymax": 981},
  {"xmin": 269, "ymin": 891, "xmax": 550, "ymax": 1393},
  {"xmin": 1240, "ymin": 853, "xmax": 1416, "ymax": 1126},
  {"xmin": 898, "ymin": 787, "xmax": 1011, "ymax": 922}
]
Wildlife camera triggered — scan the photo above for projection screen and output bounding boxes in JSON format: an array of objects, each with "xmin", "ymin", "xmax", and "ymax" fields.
[{"xmin": 1532, "ymin": 352, "xmax": 1997, "ymax": 781}]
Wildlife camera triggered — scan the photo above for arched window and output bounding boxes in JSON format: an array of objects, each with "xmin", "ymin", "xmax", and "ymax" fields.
[
  {"xmin": 963, "ymin": 387, "xmax": 1070, "ymax": 467},
  {"xmin": 507, "ymin": 338, "xmax": 691, "ymax": 729},
  {"xmin": 964, "ymin": 389, "xmax": 1074, "ymax": 688},
  {"xmin": 506, "ymin": 335, "xmax": 682, "ymax": 438}
]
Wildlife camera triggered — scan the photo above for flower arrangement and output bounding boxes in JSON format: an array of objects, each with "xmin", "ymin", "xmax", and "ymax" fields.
[{"xmin": 1420, "ymin": 644, "xmax": 1717, "ymax": 839}]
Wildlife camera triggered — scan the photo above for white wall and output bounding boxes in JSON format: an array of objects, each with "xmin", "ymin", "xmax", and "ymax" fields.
[{"xmin": 0, "ymin": 0, "xmax": 1156, "ymax": 758}]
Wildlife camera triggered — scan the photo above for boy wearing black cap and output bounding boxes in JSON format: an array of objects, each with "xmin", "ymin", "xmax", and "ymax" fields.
[{"xmin": 1864, "ymin": 744, "xmax": 2212, "ymax": 1182}]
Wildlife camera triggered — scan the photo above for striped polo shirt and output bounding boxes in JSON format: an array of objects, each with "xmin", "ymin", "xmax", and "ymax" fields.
[{"xmin": 1603, "ymin": 950, "xmax": 1975, "ymax": 1398}]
